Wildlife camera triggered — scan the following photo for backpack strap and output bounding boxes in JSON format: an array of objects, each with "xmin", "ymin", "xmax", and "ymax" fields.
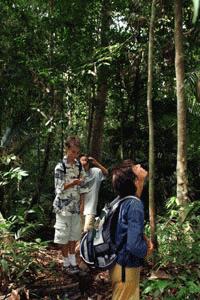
[
  {"xmin": 61, "ymin": 159, "xmax": 82, "ymax": 178},
  {"xmin": 110, "ymin": 195, "xmax": 139, "ymax": 209},
  {"xmin": 77, "ymin": 161, "xmax": 82, "ymax": 178},
  {"xmin": 121, "ymin": 265, "xmax": 126, "ymax": 282},
  {"xmin": 61, "ymin": 160, "xmax": 66, "ymax": 175}
]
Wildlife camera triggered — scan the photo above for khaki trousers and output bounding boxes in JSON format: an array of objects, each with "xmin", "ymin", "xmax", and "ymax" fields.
[{"xmin": 110, "ymin": 263, "xmax": 141, "ymax": 300}]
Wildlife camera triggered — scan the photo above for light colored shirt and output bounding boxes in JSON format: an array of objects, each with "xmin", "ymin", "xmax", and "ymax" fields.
[
  {"xmin": 53, "ymin": 156, "xmax": 87, "ymax": 216},
  {"xmin": 83, "ymin": 167, "xmax": 105, "ymax": 215}
]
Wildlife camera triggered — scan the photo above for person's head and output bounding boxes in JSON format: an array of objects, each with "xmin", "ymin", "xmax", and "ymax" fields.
[
  {"xmin": 64, "ymin": 136, "xmax": 80, "ymax": 161},
  {"xmin": 112, "ymin": 159, "xmax": 137, "ymax": 198},
  {"xmin": 79, "ymin": 154, "xmax": 92, "ymax": 170}
]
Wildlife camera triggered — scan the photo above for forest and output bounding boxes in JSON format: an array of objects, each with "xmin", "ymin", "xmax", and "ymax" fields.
[{"xmin": 0, "ymin": 0, "xmax": 200, "ymax": 299}]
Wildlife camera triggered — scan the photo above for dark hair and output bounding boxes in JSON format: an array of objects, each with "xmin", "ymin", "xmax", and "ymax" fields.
[
  {"xmin": 79, "ymin": 153, "xmax": 93, "ymax": 168},
  {"xmin": 64, "ymin": 136, "xmax": 80, "ymax": 149},
  {"xmin": 112, "ymin": 160, "xmax": 136, "ymax": 198},
  {"xmin": 79, "ymin": 153, "xmax": 88, "ymax": 159}
]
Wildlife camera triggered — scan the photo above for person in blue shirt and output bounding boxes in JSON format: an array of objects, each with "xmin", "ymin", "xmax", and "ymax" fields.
[{"xmin": 110, "ymin": 159, "xmax": 154, "ymax": 300}]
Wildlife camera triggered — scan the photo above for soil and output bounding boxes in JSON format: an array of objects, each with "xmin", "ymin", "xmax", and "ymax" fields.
[
  {"xmin": 2, "ymin": 244, "xmax": 113, "ymax": 300},
  {"xmin": 0, "ymin": 244, "xmax": 151, "ymax": 300}
]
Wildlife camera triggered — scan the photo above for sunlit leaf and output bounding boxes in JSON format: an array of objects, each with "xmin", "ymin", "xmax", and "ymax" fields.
[{"xmin": 192, "ymin": 0, "xmax": 200, "ymax": 23}]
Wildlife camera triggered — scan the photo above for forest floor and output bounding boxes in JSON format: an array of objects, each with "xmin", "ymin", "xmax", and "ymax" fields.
[
  {"xmin": 1, "ymin": 243, "xmax": 200, "ymax": 300},
  {"xmin": 28, "ymin": 244, "xmax": 113, "ymax": 300},
  {"xmin": 0, "ymin": 243, "xmax": 113, "ymax": 300},
  {"xmin": 0, "ymin": 244, "xmax": 155, "ymax": 300}
]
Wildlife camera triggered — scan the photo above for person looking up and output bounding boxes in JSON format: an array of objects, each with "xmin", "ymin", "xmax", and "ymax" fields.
[{"xmin": 110, "ymin": 159, "xmax": 154, "ymax": 300}]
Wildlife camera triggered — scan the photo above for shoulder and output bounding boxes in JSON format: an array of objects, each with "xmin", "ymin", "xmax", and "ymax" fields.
[
  {"xmin": 55, "ymin": 161, "xmax": 63, "ymax": 169},
  {"xmin": 119, "ymin": 197, "xmax": 144, "ymax": 225},
  {"xmin": 92, "ymin": 167, "xmax": 105, "ymax": 180},
  {"xmin": 55, "ymin": 161, "xmax": 65, "ymax": 172},
  {"xmin": 92, "ymin": 167, "xmax": 101, "ymax": 173},
  {"xmin": 122, "ymin": 196, "xmax": 144, "ymax": 211},
  {"xmin": 89, "ymin": 167, "xmax": 101, "ymax": 176},
  {"xmin": 94, "ymin": 167, "xmax": 106, "ymax": 176}
]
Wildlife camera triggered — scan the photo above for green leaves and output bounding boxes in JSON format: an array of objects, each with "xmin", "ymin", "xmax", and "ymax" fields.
[
  {"xmin": 0, "ymin": 258, "xmax": 9, "ymax": 273},
  {"xmin": 0, "ymin": 235, "xmax": 47, "ymax": 284},
  {"xmin": 0, "ymin": 167, "xmax": 28, "ymax": 187},
  {"xmin": 143, "ymin": 280, "xmax": 170, "ymax": 297},
  {"xmin": 142, "ymin": 194, "xmax": 200, "ymax": 299}
]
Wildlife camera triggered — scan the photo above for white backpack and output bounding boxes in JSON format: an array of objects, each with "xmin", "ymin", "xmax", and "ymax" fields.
[{"xmin": 80, "ymin": 196, "xmax": 136, "ymax": 270}]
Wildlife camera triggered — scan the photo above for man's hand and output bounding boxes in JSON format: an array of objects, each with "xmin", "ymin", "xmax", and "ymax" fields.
[
  {"xmin": 64, "ymin": 178, "xmax": 84, "ymax": 190},
  {"xmin": 72, "ymin": 178, "xmax": 84, "ymax": 186}
]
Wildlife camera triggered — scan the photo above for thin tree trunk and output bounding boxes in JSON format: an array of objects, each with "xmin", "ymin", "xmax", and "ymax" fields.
[
  {"xmin": 87, "ymin": 85, "xmax": 95, "ymax": 153},
  {"xmin": 131, "ymin": 63, "xmax": 140, "ymax": 159},
  {"xmin": 120, "ymin": 58, "xmax": 141, "ymax": 159},
  {"xmin": 147, "ymin": 0, "xmax": 156, "ymax": 243},
  {"xmin": 90, "ymin": 82, "xmax": 107, "ymax": 160},
  {"xmin": 119, "ymin": 95, "xmax": 125, "ymax": 160},
  {"xmin": 89, "ymin": 0, "xmax": 111, "ymax": 160},
  {"xmin": 174, "ymin": 0, "xmax": 189, "ymax": 215}
]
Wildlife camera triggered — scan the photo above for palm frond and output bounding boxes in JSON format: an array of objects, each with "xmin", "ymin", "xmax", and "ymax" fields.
[{"xmin": 185, "ymin": 71, "xmax": 200, "ymax": 116}]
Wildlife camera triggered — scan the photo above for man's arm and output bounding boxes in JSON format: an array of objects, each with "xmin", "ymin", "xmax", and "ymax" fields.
[
  {"xmin": 64, "ymin": 178, "xmax": 83, "ymax": 190},
  {"xmin": 89, "ymin": 157, "xmax": 109, "ymax": 176},
  {"xmin": 55, "ymin": 163, "xmax": 84, "ymax": 194}
]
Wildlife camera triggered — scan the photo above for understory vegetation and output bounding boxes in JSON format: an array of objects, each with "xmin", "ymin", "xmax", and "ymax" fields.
[{"xmin": 0, "ymin": 0, "xmax": 200, "ymax": 299}]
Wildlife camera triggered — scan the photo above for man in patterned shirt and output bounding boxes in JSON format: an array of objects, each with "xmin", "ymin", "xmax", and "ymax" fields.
[{"xmin": 53, "ymin": 136, "xmax": 87, "ymax": 274}]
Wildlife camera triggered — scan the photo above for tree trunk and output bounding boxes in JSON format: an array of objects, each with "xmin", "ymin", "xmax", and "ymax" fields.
[
  {"xmin": 147, "ymin": 0, "xmax": 156, "ymax": 243},
  {"xmin": 87, "ymin": 85, "xmax": 95, "ymax": 153},
  {"xmin": 89, "ymin": 0, "xmax": 111, "ymax": 160},
  {"xmin": 174, "ymin": 0, "xmax": 189, "ymax": 215},
  {"xmin": 119, "ymin": 94, "xmax": 125, "ymax": 160},
  {"xmin": 131, "ymin": 63, "xmax": 141, "ymax": 159}
]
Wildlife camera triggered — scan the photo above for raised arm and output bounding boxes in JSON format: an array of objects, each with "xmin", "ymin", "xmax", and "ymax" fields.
[{"xmin": 89, "ymin": 157, "xmax": 109, "ymax": 176}]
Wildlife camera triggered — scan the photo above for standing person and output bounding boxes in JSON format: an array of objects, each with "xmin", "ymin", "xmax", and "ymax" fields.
[
  {"xmin": 53, "ymin": 136, "xmax": 86, "ymax": 274},
  {"xmin": 79, "ymin": 154, "xmax": 108, "ymax": 232},
  {"xmin": 110, "ymin": 160, "xmax": 154, "ymax": 300}
]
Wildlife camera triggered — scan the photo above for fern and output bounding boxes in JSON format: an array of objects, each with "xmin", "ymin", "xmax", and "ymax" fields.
[{"xmin": 185, "ymin": 71, "xmax": 200, "ymax": 116}]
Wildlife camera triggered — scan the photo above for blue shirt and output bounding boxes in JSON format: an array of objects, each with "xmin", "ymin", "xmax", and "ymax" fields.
[{"xmin": 115, "ymin": 196, "xmax": 148, "ymax": 267}]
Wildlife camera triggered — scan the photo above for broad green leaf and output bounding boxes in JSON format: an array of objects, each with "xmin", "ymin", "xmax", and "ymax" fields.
[{"xmin": 143, "ymin": 285, "xmax": 154, "ymax": 294}]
